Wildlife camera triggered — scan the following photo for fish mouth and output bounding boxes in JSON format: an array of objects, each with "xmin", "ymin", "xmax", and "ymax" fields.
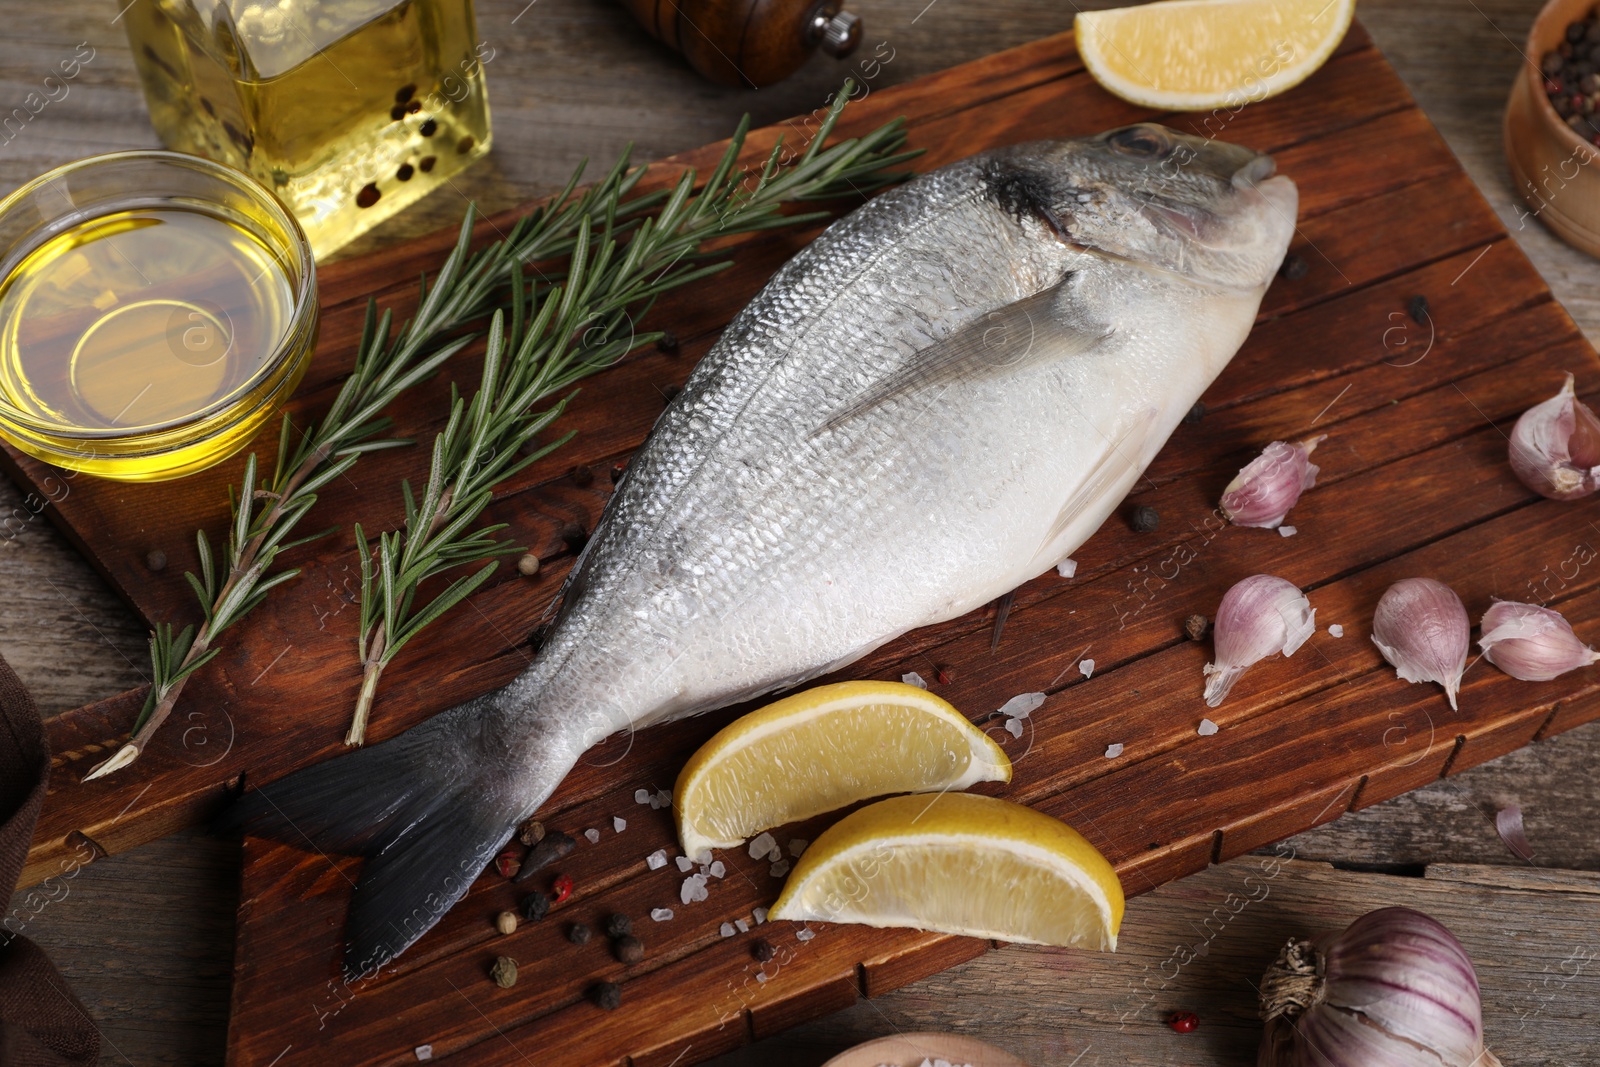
[{"xmin": 1231, "ymin": 153, "xmax": 1277, "ymax": 190}]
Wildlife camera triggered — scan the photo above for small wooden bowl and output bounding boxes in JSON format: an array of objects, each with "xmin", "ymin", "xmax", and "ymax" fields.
[
  {"xmin": 821, "ymin": 1032, "xmax": 1033, "ymax": 1067},
  {"xmin": 1505, "ymin": 0, "xmax": 1600, "ymax": 256}
]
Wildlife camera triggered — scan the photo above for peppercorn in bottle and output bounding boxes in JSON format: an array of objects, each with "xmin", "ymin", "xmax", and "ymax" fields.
[{"xmin": 121, "ymin": 0, "xmax": 493, "ymax": 257}]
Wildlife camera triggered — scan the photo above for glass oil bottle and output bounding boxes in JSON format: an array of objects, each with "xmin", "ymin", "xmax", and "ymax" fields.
[{"xmin": 121, "ymin": 0, "xmax": 493, "ymax": 257}]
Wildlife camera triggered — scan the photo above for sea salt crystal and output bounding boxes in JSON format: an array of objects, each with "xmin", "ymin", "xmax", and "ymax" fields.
[
  {"xmin": 755, "ymin": 972, "xmax": 768, "ymax": 983},
  {"xmin": 795, "ymin": 927, "xmax": 816, "ymax": 942},
  {"xmin": 584, "ymin": 828, "xmax": 600, "ymax": 844},
  {"xmin": 651, "ymin": 907, "xmax": 674, "ymax": 922},
  {"xmin": 735, "ymin": 918, "xmax": 750, "ymax": 933},
  {"xmin": 655, "ymin": 788, "xmax": 672, "ymax": 807},
  {"xmin": 414, "ymin": 1046, "xmax": 434, "ymax": 1062},
  {"xmin": 675, "ymin": 854, "xmax": 694, "ymax": 872},
  {"xmin": 997, "ymin": 692, "xmax": 1045, "ymax": 719},
  {"xmin": 788, "ymin": 839, "xmax": 808, "ymax": 858},
  {"xmin": 681, "ymin": 873, "xmax": 710, "ymax": 904},
  {"xmin": 1057, "ymin": 558, "xmax": 1077, "ymax": 578},
  {"xmin": 693, "ymin": 848, "xmax": 712, "ymax": 865},
  {"xmin": 901, "ymin": 671, "xmax": 928, "ymax": 689},
  {"xmin": 1328, "ymin": 624, "xmax": 1344, "ymax": 638},
  {"xmin": 749, "ymin": 832, "xmax": 779, "ymax": 861},
  {"xmin": 770, "ymin": 858, "xmax": 791, "ymax": 878},
  {"xmin": 1004, "ymin": 717, "xmax": 1024, "ymax": 738},
  {"xmin": 753, "ymin": 907, "xmax": 769, "ymax": 925},
  {"xmin": 720, "ymin": 922, "xmax": 736, "ymax": 938},
  {"xmin": 709, "ymin": 860, "xmax": 726, "ymax": 878},
  {"xmin": 613, "ymin": 816, "xmax": 626, "ymax": 833},
  {"xmin": 1079, "ymin": 658, "xmax": 1095, "ymax": 679},
  {"xmin": 1279, "ymin": 525, "xmax": 1298, "ymax": 538},
  {"xmin": 634, "ymin": 788, "xmax": 651, "ymax": 805},
  {"xmin": 1198, "ymin": 718, "xmax": 1220, "ymax": 736},
  {"xmin": 1104, "ymin": 743, "xmax": 1124, "ymax": 758},
  {"xmin": 646, "ymin": 849, "xmax": 668, "ymax": 870}
]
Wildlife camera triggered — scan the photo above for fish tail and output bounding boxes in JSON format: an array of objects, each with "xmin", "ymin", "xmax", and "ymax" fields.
[{"xmin": 222, "ymin": 694, "xmax": 573, "ymax": 979}]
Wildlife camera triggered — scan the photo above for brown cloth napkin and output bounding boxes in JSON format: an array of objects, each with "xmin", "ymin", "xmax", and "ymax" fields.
[{"xmin": 0, "ymin": 654, "xmax": 99, "ymax": 1067}]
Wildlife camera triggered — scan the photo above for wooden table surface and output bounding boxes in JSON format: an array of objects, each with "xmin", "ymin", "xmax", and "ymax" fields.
[{"xmin": 4, "ymin": 1, "xmax": 1598, "ymax": 1064}]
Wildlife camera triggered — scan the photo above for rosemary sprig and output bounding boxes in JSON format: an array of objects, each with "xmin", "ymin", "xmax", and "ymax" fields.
[
  {"xmin": 85, "ymin": 87, "xmax": 912, "ymax": 777},
  {"xmin": 345, "ymin": 94, "xmax": 915, "ymax": 744}
]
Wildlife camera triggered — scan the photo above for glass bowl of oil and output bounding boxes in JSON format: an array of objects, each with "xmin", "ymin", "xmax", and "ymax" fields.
[{"xmin": 0, "ymin": 151, "xmax": 317, "ymax": 482}]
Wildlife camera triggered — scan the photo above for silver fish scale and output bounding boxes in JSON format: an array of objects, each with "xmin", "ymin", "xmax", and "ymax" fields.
[{"xmin": 499, "ymin": 155, "xmax": 1073, "ymax": 739}]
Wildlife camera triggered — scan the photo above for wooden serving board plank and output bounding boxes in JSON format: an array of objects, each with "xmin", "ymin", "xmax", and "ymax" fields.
[{"xmin": 10, "ymin": 18, "xmax": 1600, "ymax": 1067}]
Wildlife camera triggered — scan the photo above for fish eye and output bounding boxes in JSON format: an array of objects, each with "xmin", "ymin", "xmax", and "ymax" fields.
[{"xmin": 1107, "ymin": 126, "xmax": 1171, "ymax": 159}]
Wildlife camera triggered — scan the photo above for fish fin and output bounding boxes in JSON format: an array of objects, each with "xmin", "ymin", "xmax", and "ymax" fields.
[
  {"xmin": 814, "ymin": 279, "xmax": 1109, "ymax": 436},
  {"xmin": 1033, "ymin": 408, "xmax": 1159, "ymax": 561},
  {"xmin": 222, "ymin": 696, "xmax": 549, "ymax": 979}
]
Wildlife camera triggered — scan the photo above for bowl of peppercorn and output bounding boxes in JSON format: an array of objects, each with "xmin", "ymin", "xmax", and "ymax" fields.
[{"xmin": 1507, "ymin": 0, "xmax": 1600, "ymax": 255}]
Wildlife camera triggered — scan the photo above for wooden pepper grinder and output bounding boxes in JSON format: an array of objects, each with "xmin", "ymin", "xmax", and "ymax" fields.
[{"xmin": 621, "ymin": 0, "xmax": 863, "ymax": 87}]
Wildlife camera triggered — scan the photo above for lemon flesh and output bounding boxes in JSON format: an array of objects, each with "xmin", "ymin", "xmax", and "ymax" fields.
[
  {"xmin": 674, "ymin": 681, "xmax": 1010, "ymax": 860},
  {"xmin": 770, "ymin": 792, "xmax": 1124, "ymax": 950},
  {"xmin": 1075, "ymin": 0, "xmax": 1355, "ymax": 111}
]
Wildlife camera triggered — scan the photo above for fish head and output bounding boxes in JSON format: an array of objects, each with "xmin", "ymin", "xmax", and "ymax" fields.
[{"xmin": 990, "ymin": 124, "xmax": 1299, "ymax": 292}]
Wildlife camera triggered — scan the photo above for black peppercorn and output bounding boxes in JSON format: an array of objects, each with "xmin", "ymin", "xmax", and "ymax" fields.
[
  {"xmin": 1182, "ymin": 401, "xmax": 1206, "ymax": 425},
  {"xmin": 752, "ymin": 939, "xmax": 776, "ymax": 963},
  {"xmin": 515, "ymin": 831, "xmax": 576, "ymax": 881},
  {"xmin": 590, "ymin": 980, "xmax": 622, "ymax": 1010},
  {"xmin": 521, "ymin": 890, "xmax": 550, "ymax": 922},
  {"xmin": 146, "ymin": 549, "xmax": 167, "ymax": 571},
  {"xmin": 559, "ymin": 523, "xmax": 588, "ymax": 553},
  {"xmin": 1407, "ymin": 294, "xmax": 1429, "ymax": 325},
  {"xmin": 570, "ymin": 465, "xmax": 594, "ymax": 488},
  {"xmin": 1130, "ymin": 505, "xmax": 1160, "ymax": 533},
  {"xmin": 613, "ymin": 934, "xmax": 644, "ymax": 963},
  {"xmin": 656, "ymin": 330, "xmax": 680, "ymax": 355},
  {"xmin": 604, "ymin": 913, "xmax": 632, "ymax": 939},
  {"xmin": 1278, "ymin": 253, "xmax": 1308, "ymax": 280},
  {"xmin": 567, "ymin": 922, "xmax": 592, "ymax": 945},
  {"xmin": 610, "ymin": 462, "xmax": 627, "ymax": 485},
  {"xmin": 1544, "ymin": 51, "xmax": 1566, "ymax": 77},
  {"xmin": 660, "ymin": 383, "xmax": 680, "ymax": 404}
]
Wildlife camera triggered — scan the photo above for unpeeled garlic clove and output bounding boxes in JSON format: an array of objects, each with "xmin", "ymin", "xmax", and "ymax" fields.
[
  {"xmin": 1478, "ymin": 599, "xmax": 1599, "ymax": 681},
  {"xmin": 1202, "ymin": 574, "xmax": 1316, "ymax": 707},
  {"xmin": 1220, "ymin": 436, "xmax": 1325, "ymax": 528},
  {"xmin": 1371, "ymin": 578, "xmax": 1469, "ymax": 709},
  {"xmin": 1508, "ymin": 373, "xmax": 1600, "ymax": 500}
]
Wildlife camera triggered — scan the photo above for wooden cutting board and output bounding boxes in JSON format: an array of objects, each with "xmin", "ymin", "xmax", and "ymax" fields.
[{"xmin": 12, "ymin": 19, "xmax": 1600, "ymax": 1067}]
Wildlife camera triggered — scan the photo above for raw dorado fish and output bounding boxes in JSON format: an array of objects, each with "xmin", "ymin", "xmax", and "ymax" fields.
[{"xmin": 234, "ymin": 123, "xmax": 1297, "ymax": 976}]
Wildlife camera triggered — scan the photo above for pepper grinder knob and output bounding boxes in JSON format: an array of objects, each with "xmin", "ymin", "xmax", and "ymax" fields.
[{"xmin": 814, "ymin": 9, "xmax": 862, "ymax": 58}]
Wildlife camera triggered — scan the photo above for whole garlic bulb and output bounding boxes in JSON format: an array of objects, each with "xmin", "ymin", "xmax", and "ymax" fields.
[
  {"xmin": 1508, "ymin": 373, "xmax": 1600, "ymax": 500},
  {"xmin": 1258, "ymin": 907, "xmax": 1502, "ymax": 1067}
]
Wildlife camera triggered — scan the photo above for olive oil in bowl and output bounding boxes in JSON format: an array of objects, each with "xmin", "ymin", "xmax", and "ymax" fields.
[{"xmin": 0, "ymin": 151, "xmax": 317, "ymax": 482}]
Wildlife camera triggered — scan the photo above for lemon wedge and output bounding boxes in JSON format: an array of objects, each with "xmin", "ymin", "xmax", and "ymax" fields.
[
  {"xmin": 1075, "ymin": 0, "xmax": 1355, "ymax": 111},
  {"xmin": 674, "ymin": 680, "xmax": 1010, "ymax": 861},
  {"xmin": 770, "ymin": 792, "xmax": 1124, "ymax": 949}
]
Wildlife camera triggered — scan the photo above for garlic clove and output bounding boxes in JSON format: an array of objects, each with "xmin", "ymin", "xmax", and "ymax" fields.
[
  {"xmin": 1478, "ymin": 599, "xmax": 1599, "ymax": 681},
  {"xmin": 1508, "ymin": 373, "xmax": 1600, "ymax": 500},
  {"xmin": 1371, "ymin": 578, "xmax": 1469, "ymax": 710},
  {"xmin": 1220, "ymin": 435, "xmax": 1325, "ymax": 528},
  {"xmin": 1202, "ymin": 574, "xmax": 1316, "ymax": 707}
]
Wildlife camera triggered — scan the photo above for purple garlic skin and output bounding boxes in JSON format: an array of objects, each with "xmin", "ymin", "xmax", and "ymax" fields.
[
  {"xmin": 1479, "ymin": 599, "xmax": 1599, "ymax": 681},
  {"xmin": 1202, "ymin": 574, "xmax": 1315, "ymax": 707},
  {"xmin": 1372, "ymin": 577, "xmax": 1469, "ymax": 710},
  {"xmin": 1259, "ymin": 906, "xmax": 1500, "ymax": 1067},
  {"xmin": 1221, "ymin": 435, "xmax": 1325, "ymax": 528},
  {"xmin": 1508, "ymin": 373, "xmax": 1600, "ymax": 500}
]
